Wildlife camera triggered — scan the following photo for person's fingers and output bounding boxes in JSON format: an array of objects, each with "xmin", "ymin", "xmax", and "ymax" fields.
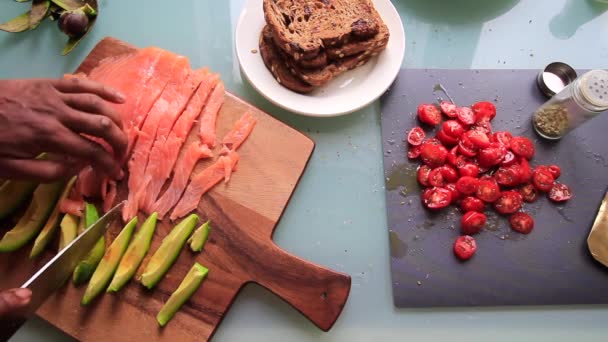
[
  {"xmin": 61, "ymin": 93, "xmax": 123, "ymax": 129},
  {"xmin": 52, "ymin": 77, "xmax": 126, "ymax": 104},
  {"xmin": 0, "ymin": 289, "xmax": 31, "ymax": 318},
  {"xmin": 0, "ymin": 158, "xmax": 79, "ymax": 182}
]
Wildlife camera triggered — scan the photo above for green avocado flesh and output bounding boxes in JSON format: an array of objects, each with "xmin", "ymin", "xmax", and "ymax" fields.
[
  {"xmin": 0, "ymin": 179, "xmax": 38, "ymax": 220},
  {"xmin": 140, "ymin": 214, "xmax": 198, "ymax": 289},
  {"xmin": 107, "ymin": 213, "xmax": 158, "ymax": 293},
  {"xmin": 30, "ymin": 177, "xmax": 77, "ymax": 258},
  {"xmin": 188, "ymin": 220, "xmax": 211, "ymax": 252},
  {"xmin": 73, "ymin": 203, "xmax": 104, "ymax": 285},
  {"xmin": 157, "ymin": 263, "xmax": 208, "ymax": 327},
  {"xmin": 59, "ymin": 213, "xmax": 79, "ymax": 250},
  {"xmin": 0, "ymin": 181, "xmax": 64, "ymax": 252},
  {"xmin": 81, "ymin": 217, "xmax": 137, "ymax": 305}
]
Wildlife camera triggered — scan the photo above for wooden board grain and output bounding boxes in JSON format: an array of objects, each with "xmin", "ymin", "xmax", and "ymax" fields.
[{"xmin": 0, "ymin": 37, "xmax": 351, "ymax": 341}]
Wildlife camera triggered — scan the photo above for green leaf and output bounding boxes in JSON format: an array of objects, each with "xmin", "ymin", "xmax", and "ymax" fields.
[
  {"xmin": 0, "ymin": 11, "xmax": 31, "ymax": 33},
  {"xmin": 50, "ymin": 0, "xmax": 86, "ymax": 11},
  {"xmin": 29, "ymin": 0, "xmax": 51, "ymax": 28}
]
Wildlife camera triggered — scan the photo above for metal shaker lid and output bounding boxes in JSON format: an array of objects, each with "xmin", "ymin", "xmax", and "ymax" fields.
[
  {"xmin": 580, "ymin": 69, "xmax": 608, "ymax": 110},
  {"xmin": 536, "ymin": 62, "xmax": 578, "ymax": 97}
]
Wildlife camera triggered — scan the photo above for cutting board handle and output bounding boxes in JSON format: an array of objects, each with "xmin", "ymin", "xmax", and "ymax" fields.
[{"xmin": 253, "ymin": 244, "xmax": 351, "ymax": 331}]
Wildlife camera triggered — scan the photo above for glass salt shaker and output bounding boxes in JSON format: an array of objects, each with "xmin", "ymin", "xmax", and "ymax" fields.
[{"xmin": 533, "ymin": 69, "xmax": 608, "ymax": 140}]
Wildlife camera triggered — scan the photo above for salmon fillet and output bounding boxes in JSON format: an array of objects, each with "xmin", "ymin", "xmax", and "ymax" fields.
[
  {"xmin": 199, "ymin": 81, "xmax": 225, "ymax": 148},
  {"xmin": 140, "ymin": 72, "xmax": 221, "ymax": 213},
  {"xmin": 219, "ymin": 111, "xmax": 258, "ymax": 154},
  {"xmin": 169, "ymin": 151, "xmax": 239, "ymax": 221}
]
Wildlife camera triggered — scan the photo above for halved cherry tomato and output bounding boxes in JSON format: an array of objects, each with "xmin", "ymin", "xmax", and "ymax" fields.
[
  {"xmin": 440, "ymin": 165, "xmax": 459, "ymax": 183},
  {"xmin": 465, "ymin": 130, "xmax": 491, "ymax": 149},
  {"xmin": 501, "ymin": 151, "xmax": 517, "ymax": 166},
  {"xmin": 440, "ymin": 101, "xmax": 458, "ymax": 118},
  {"xmin": 519, "ymin": 183, "xmax": 538, "ymax": 203},
  {"xmin": 532, "ymin": 167, "xmax": 555, "ymax": 192},
  {"xmin": 478, "ymin": 142, "xmax": 507, "ymax": 167},
  {"xmin": 480, "ymin": 174, "xmax": 498, "ymax": 184},
  {"xmin": 446, "ymin": 146, "xmax": 459, "ymax": 167},
  {"xmin": 437, "ymin": 129, "xmax": 459, "ymax": 146},
  {"xmin": 493, "ymin": 131, "xmax": 513, "ymax": 146},
  {"xmin": 442, "ymin": 120, "xmax": 465, "ymax": 138},
  {"xmin": 495, "ymin": 165, "xmax": 520, "ymax": 187},
  {"xmin": 472, "ymin": 121, "xmax": 493, "ymax": 135},
  {"xmin": 446, "ymin": 183, "xmax": 461, "ymax": 203},
  {"xmin": 428, "ymin": 168, "xmax": 446, "ymax": 187},
  {"xmin": 519, "ymin": 158, "xmax": 532, "ymax": 183},
  {"xmin": 459, "ymin": 163, "xmax": 479, "ymax": 178},
  {"xmin": 454, "ymin": 155, "xmax": 470, "ymax": 169},
  {"xmin": 456, "ymin": 176, "xmax": 479, "ymax": 195},
  {"xmin": 509, "ymin": 212, "xmax": 534, "ymax": 234},
  {"xmin": 548, "ymin": 183, "xmax": 573, "ymax": 202},
  {"xmin": 408, "ymin": 145, "xmax": 422, "ymax": 159},
  {"xmin": 494, "ymin": 191, "xmax": 523, "ymax": 214},
  {"xmin": 453, "ymin": 235, "xmax": 476, "ymax": 261},
  {"xmin": 471, "ymin": 101, "xmax": 497, "ymax": 122},
  {"xmin": 417, "ymin": 165, "xmax": 432, "ymax": 187},
  {"xmin": 461, "ymin": 211, "xmax": 487, "ymax": 234},
  {"xmin": 510, "ymin": 136, "xmax": 535, "ymax": 160},
  {"xmin": 476, "ymin": 179, "xmax": 501, "ymax": 203},
  {"xmin": 457, "ymin": 106, "xmax": 476, "ymax": 126},
  {"xmin": 458, "ymin": 140, "xmax": 478, "ymax": 157},
  {"xmin": 407, "ymin": 126, "xmax": 426, "ymax": 146},
  {"xmin": 460, "ymin": 196, "xmax": 485, "ymax": 212},
  {"xmin": 420, "ymin": 142, "xmax": 449, "ymax": 168},
  {"xmin": 422, "ymin": 187, "xmax": 452, "ymax": 209},
  {"xmin": 548, "ymin": 165, "xmax": 561, "ymax": 179},
  {"xmin": 418, "ymin": 104, "xmax": 442, "ymax": 126}
]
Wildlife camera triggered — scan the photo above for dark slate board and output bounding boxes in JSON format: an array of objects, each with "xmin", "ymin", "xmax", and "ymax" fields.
[{"xmin": 381, "ymin": 69, "xmax": 608, "ymax": 307}]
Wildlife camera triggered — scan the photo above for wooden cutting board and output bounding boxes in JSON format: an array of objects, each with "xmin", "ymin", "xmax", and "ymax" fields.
[{"xmin": 0, "ymin": 37, "xmax": 351, "ymax": 341}]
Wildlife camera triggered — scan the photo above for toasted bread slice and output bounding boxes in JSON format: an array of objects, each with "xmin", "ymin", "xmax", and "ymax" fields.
[{"xmin": 263, "ymin": 0, "xmax": 381, "ymax": 61}]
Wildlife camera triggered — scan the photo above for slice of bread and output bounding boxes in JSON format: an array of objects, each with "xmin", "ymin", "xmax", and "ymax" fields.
[{"xmin": 263, "ymin": 0, "xmax": 381, "ymax": 61}]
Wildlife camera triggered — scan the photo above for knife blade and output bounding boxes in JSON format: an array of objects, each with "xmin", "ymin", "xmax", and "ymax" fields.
[{"xmin": 0, "ymin": 201, "xmax": 124, "ymax": 341}]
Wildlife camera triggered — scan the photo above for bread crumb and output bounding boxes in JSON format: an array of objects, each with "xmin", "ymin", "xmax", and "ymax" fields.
[{"xmin": 251, "ymin": 49, "xmax": 258, "ymax": 54}]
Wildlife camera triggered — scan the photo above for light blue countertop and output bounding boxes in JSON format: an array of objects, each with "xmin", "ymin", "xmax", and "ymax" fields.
[{"xmin": 1, "ymin": 0, "xmax": 607, "ymax": 341}]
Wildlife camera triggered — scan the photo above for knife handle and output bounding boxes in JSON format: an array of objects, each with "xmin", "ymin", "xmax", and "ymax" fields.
[{"xmin": 252, "ymin": 243, "xmax": 351, "ymax": 331}]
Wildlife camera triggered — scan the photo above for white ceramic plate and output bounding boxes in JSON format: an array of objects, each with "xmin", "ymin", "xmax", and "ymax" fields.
[{"xmin": 235, "ymin": 0, "xmax": 406, "ymax": 117}]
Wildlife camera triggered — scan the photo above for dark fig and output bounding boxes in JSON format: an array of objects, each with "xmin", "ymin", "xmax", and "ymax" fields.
[{"xmin": 58, "ymin": 9, "xmax": 88, "ymax": 37}]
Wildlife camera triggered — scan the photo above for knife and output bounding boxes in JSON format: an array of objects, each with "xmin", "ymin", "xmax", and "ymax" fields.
[
  {"xmin": 0, "ymin": 201, "xmax": 124, "ymax": 341},
  {"xmin": 588, "ymin": 189, "xmax": 608, "ymax": 268}
]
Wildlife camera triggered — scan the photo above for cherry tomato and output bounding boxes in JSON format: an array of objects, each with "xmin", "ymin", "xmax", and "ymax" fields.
[
  {"xmin": 440, "ymin": 101, "xmax": 458, "ymax": 118},
  {"xmin": 461, "ymin": 211, "xmax": 487, "ymax": 234},
  {"xmin": 458, "ymin": 140, "xmax": 478, "ymax": 157},
  {"xmin": 519, "ymin": 183, "xmax": 538, "ymax": 203},
  {"xmin": 519, "ymin": 158, "xmax": 532, "ymax": 183},
  {"xmin": 457, "ymin": 106, "xmax": 476, "ymax": 126},
  {"xmin": 442, "ymin": 120, "xmax": 465, "ymax": 138},
  {"xmin": 446, "ymin": 183, "xmax": 461, "ymax": 203},
  {"xmin": 493, "ymin": 131, "xmax": 513, "ymax": 146},
  {"xmin": 471, "ymin": 101, "xmax": 497, "ymax": 122},
  {"xmin": 472, "ymin": 121, "xmax": 493, "ymax": 135},
  {"xmin": 446, "ymin": 146, "xmax": 459, "ymax": 167},
  {"xmin": 509, "ymin": 212, "xmax": 534, "ymax": 234},
  {"xmin": 549, "ymin": 183, "xmax": 573, "ymax": 202},
  {"xmin": 465, "ymin": 130, "xmax": 491, "ymax": 149},
  {"xmin": 494, "ymin": 165, "xmax": 520, "ymax": 187},
  {"xmin": 428, "ymin": 168, "xmax": 446, "ymax": 187},
  {"xmin": 532, "ymin": 167, "xmax": 555, "ymax": 192},
  {"xmin": 548, "ymin": 165, "xmax": 561, "ymax": 179},
  {"xmin": 422, "ymin": 187, "xmax": 452, "ymax": 210},
  {"xmin": 437, "ymin": 129, "xmax": 460, "ymax": 146},
  {"xmin": 453, "ymin": 235, "xmax": 477, "ymax": 261},
  {"xmin": 440, "ymin": 165, "xmax": 459, "ymax": 183},
  {"xmin": 494, "ymin": 191, "xmax": 523, "ymax": 214},
  {"xmin": 420, "ymin": 142, "xmax": 449, "ymax": 168},
  {"xmin": 417, "ymin": 165, "xmax": 432, "ymax": 187},
  {"xmin": 460, "ymin": 196, "xmax": 486, "ymax": 212},
  {"xmin": 418, "ymin": 104, "xmax": 442, "ymax": 126},
  {"xmin": 478, "ymin": 143, "xmax": 507, "ymax": 168},
  {"xmin": 408, "ymin": 145, "xmax": 422, "ymax": 159},
  {"xmin": 407, "ymin": 126, "xmax": 426, "ymax": 146},
  {"xmin": 459, "ymin": 163, "xmax": 479, "ymax": 178},
  {"xmin": 510, "ymin": 136, "xmax": 535, "ymax": 160},
  {"xmin": 501, "ymin": 151, "xmax": 517, "ymax": 166},
  {"xmin": 456, "ymin": 176, "xmax": 479, "ymax": 195},
  {"xmin": 476, "ymin": 179, "xmax": 501, "ymax": 203}
]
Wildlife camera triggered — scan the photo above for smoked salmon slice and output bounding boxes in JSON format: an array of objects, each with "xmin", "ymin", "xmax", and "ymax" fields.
[
  {"xmin": 169, "ymin": 151, "xmax": 239, "ymax": 221},
  {"xmin": 199, "ymin": 81, "xmax": 225, "ymax": 148},
  {"xmin": 140, "ymin": 72, "xmax": 221, "ymax": 213},
  {"xmin": 151, "ymin": 143, "xmax": 213, "ymax": 219},
  {"xmin": 219, "ymin": 111, "xmax": 258, "ymax": 154}
]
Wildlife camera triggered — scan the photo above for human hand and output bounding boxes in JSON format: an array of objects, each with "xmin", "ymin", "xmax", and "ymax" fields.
[
  {"xmin": 0, "ymin": 288, "xmax": 31, "ymax": 319},
  {"xmin": 0, "ymin": 78, "xmax": 127, "ymax": 182}
]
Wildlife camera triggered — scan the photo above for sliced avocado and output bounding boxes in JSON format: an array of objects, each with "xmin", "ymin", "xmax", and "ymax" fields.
[
  {"xmin": 156, "ymin": 263, "xmax": 208, "ymax": 327},
  {"xmin": 188, "ymin": 220, "xmax": 211, "ymax": 253},
  {"xmin": 140, "ymin": 214, "xmax": 198, "ymax": 289},
  {"xmin": 0, "ymin": 181, "xmax": 64, "ymax": 252},
  {"xmin": 108, "ymin": 213, "xmax": 158, "ymax": 293},
  {"xmin": 59, "ymin": 213, "xmax": 79, "ymax": 250},
  {"xmin": 30, "ymin": 177, "xmax": 77, "ymax": 258},
  {"xmin": 81, "ymin": 217, "xmax": 137, "ymax": 305},
  {"xmin": 73, "ymin": 203, "xmax": 105, "ymax": 286},
  {"xmin": 0, "ymin": 179, "xmax": 38, "ymax": 220}
]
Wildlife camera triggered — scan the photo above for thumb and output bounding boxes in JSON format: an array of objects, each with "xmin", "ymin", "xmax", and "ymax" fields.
[{"xmin": 0, "ymin": 289, "xmax": 31, "ymax": 318}]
